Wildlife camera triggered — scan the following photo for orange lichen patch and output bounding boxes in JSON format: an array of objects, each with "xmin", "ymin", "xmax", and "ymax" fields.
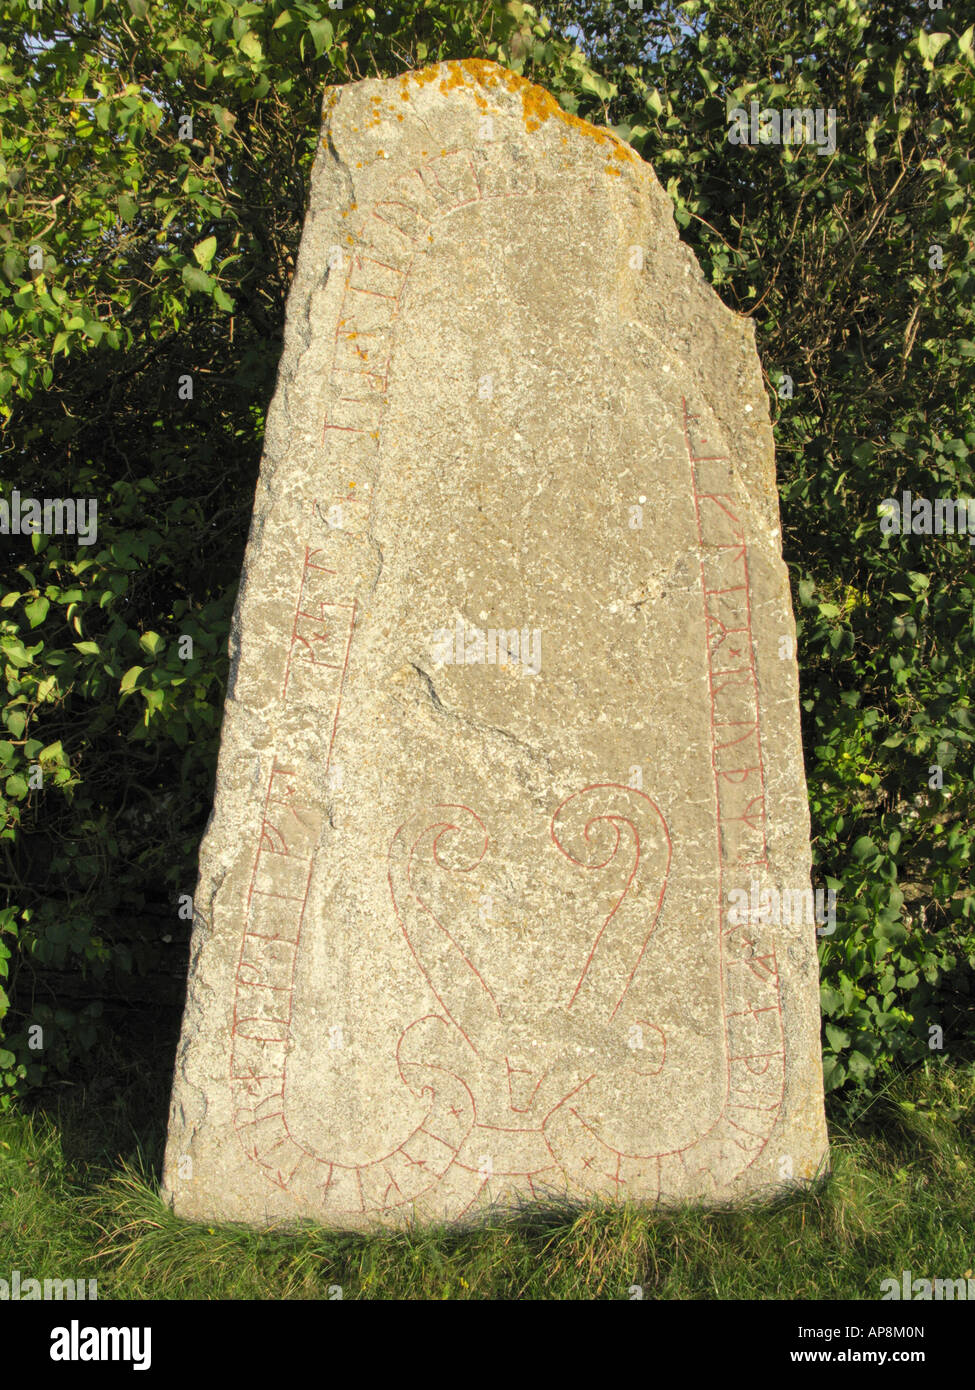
[
  {"xmin": 604, "ymin": 164, "xmax": 621, "ymax": 176},
  {"xmin": 409, "ymin": 66, "xmax": 441, "ymax": 87},
  {"xmin": 396, "ymin": 59, "xmax": 637, "ymax": 163}
]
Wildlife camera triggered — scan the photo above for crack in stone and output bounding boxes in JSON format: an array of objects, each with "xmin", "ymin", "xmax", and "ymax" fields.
[
  {"xmin": 406, "ymin": 660, "xmax": 544, "ymax": 762},
  {"xmin": 409, "ymin": 660, "xmax": 447, "ymax": 712},
  {"xmin": 323, "ymin": 125, "xmax": 355, "ymax": 207}
]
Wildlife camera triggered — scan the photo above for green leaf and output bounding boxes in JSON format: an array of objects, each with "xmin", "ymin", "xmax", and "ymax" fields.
[
  {"xmin": 4, "ymin": 774, "xmax": 27, "ymax": 798},
  {"xmin": 580, "ymin": 70, "xmax": 614, "ymax": 101},
  {"xmin": 918, "ymin": 30, "xmax": 951, "ymax": 63},
  {"xmin": 847, "ymin": 1050, "xmax": 874, "ymax": 1082},
  {"xmin": 820, "ymin": 985, "xmax": 842, "ymax": 1014},
  {"xmin": 119, "ymin": 665, "xmax": 145, "ymax": 694},
  {"xmin": 238, "ymin": 31, "xmax": 263, "ymax": 62},
  {"xmin": 851, "ymin": 835, "xmax": 879, "ymax": 862},
  {"xmin": 192, "ymin": 236, "xmax": 217, "ymax": 270},
  {"xmin": 822, "ymin": 1055, "xmax": 847, "ymax": 1091},
  {"xmin": 307, "ymin": 18, "xmax": 333, "ymax": 56},
  {"xmin": 874, "ymin": 919, "xmax": 907, "ymax": 945},
  {"xmin": 213, "ymin": 106, "xmax": 237, "ymax": 136},
  {"xmin": 24, "ymin": 596, "xmax": 49, "ymax": 627},
  {"xmin": 2, "ymin": 640, "xmax": 32, "ymax": 669},
  {"xmin": 182, "ymin": 266, "xmax": 214, "ymax": 294}
]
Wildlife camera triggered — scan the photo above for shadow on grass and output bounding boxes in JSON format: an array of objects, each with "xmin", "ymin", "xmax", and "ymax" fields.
[{"xmin": 21, "ymin": 997, "xmax": 181, "ymax": 1182}]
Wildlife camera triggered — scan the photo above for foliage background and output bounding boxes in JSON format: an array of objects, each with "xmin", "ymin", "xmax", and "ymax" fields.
[{"xmin": 1, "ymin": 0, "xmax": 972, "ymax": 1115}]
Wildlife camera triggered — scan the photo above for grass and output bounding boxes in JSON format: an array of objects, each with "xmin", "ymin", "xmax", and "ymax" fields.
[{"xmin": 1, "ymin": 1048, "xmax": 973, "ymax": 1300}]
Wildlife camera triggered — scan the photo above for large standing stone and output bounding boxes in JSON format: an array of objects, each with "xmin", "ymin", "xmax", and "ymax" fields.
[{"xmin": 162, "ymin": 60, "xmax": 828, "ymax": 1229}]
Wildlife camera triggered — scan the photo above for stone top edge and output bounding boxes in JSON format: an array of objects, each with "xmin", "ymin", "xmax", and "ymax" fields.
[{"xmin": 321, "ymin": 57, "xmax": 640, "ymax": 164}]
